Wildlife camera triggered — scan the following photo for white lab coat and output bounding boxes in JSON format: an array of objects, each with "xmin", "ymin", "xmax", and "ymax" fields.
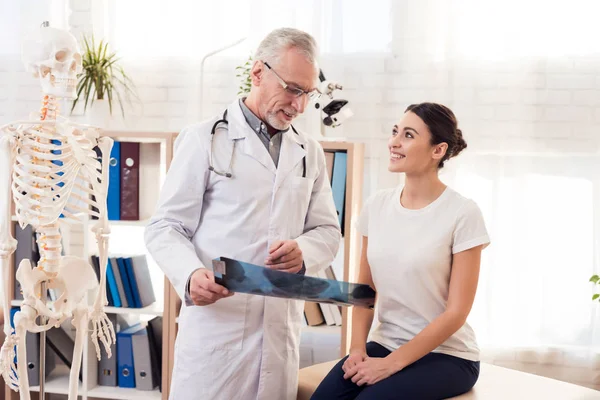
[{"xmin": 144, "ymin": 100, "xmax": 341, "ymax": 400}]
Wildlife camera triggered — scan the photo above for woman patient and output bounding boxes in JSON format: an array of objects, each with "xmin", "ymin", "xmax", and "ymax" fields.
[{"xmin": 311, "ymin": 103, "xmax": 490, "ymax": 400}]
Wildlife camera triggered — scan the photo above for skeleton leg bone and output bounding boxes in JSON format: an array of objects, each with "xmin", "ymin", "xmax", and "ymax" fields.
[{"xmin": 68, "ymin": 305, "xmax": 87, "ymax": 400}]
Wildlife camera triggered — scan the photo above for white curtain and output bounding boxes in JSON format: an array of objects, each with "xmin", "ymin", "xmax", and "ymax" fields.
[
  {"xmin": 98, "ymin": 0, "xmax": 600, "ymax": 390},
  {"xmin": 102, "ymin": 0, "xmax": 392, "ymax": 61},
  {"xmin": 4, "ymin": 0, "xmax": 600, "ymax": 391},
  {"xmin": 0, "ymin": 0, "xmax": 69, "ymax": 124},
  {"xmin": 441, "ymin": 153, "xmax": 600, "ymax": 389},
  {"xmin": 418, "ymin": 0, "xmax": 600, "ymax": 390}
]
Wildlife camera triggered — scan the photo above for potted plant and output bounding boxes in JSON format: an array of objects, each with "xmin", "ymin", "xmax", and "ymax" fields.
[
  {"xmin": 235, "ymin": 54, "xmax": 253, "ymax": 97},
  {"xmin": 590, "ymin": 275, "xmax": 600, "ymax": 301},
  {"xmin": 71, "ymin": 35, "xmax": 138, "ymax": 122}
]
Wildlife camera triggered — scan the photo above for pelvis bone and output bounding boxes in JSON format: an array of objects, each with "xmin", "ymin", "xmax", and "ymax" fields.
[
  {"xmin": 0, "ymin": 256, "xmax": 99, "ymax": 392},
  {"xmin": 17, "ymin": 255, "xmax": 98, "ymax": 321}
]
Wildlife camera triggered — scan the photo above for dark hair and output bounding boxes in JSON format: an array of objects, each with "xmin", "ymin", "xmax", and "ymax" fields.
[{"xmin": 405, "ymin": 102, "xmax": 467, "ymax": 169}]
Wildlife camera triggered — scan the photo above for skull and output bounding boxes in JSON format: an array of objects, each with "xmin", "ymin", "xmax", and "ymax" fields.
[{"xmin": 22, "ymin": 26, "xmax": 82, "ymax": 99}]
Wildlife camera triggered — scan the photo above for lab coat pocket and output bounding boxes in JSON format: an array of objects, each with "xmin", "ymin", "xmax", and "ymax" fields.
[{"xmin": 179, "ymin": 294, "xmax": 248, "ymax": 350}]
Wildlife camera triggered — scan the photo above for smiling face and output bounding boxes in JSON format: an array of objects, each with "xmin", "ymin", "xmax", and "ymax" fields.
[
  {"xmin": 388, "ymin": 111, "xmax": 448, "ymax": 174},
  {"xmin": 250, "ymin": 46, "xmax": 319, "ymax": 130}
]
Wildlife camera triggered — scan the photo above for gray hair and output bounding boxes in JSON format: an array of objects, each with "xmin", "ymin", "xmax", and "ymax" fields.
[{"xmin": 254, "ymin": 28, "xmax": 319, "ymax": 68}]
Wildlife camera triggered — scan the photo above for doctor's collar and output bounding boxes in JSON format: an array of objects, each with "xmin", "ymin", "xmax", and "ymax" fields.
[{"xmin": 239, "ymin": 98, "xmax": 290, "ymax": 137}]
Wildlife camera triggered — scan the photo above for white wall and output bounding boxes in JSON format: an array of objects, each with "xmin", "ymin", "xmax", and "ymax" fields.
[
  {"xmin": 4, "ymin": 0, "xmax": 600, "ymax": 388},
  {"xmin": 2, "ymin": 0, "xmax": 599, "ymax": 202}
]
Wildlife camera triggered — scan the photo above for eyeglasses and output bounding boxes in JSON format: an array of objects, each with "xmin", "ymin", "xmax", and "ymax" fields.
[{"xmin": 263, "ymin": 61, "xmax": 320, "ymax": 102}]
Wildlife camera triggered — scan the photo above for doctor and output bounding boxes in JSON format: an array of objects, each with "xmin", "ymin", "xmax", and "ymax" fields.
[{"xmin": 145, "ymin": 27, "xmax": 341, "ymax": 400}]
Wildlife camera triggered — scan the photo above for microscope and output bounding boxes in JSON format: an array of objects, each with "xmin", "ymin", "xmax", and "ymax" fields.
[{"xmin": 314, "ymin": 70, "xmax": 353, "ymax": 128}]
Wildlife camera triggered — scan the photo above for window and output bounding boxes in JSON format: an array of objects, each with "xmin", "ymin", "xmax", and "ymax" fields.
[
  {"xmin": 0, "ymin": 0, "xmax": 68, "ymax": 55},
  {"xmin": 106, "ymin": 0, "xmax": 391, "ymax": 60}
]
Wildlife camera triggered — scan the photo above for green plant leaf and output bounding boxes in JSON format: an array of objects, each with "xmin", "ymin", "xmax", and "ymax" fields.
[
  {"xmin": 590, "ymin": 275, "xmax": 600, "ymax": 283},
  {"xmin": 72, "ymin": 33, "xmax": 139, "ymax": 117},
  {"xmin": 593, "ymin": 294, "xmax": 600, "ymax": 301}
]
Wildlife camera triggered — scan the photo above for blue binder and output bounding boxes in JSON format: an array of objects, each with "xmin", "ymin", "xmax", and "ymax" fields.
[
  {"xmin": 117, "ymin": 257, "xmax": 136, "ymax": 308},
  {"xmin": 124, "ymin": 257, "xmax": 142, "ymax": 308},
  {"xmin": 107, "ymin": 141, "xmax": 120, "ymax": 220},
  {"xmin": 51, "ymin": 139, "xmax": 65, "ymax": 218},
  {"xmin": 106, "ymin": 259, "xmax": 122, "ymax": 307},
  {"xmin": 9, "ymin": 307, "xmax": 18, "ymax": 364},
  {"xmin": 331, "ymin": 151, "xmax": 347, "ymax": 233},
  {"xmin": 117, "ymin": 324, "xmax": 146, "ymax": 388}
]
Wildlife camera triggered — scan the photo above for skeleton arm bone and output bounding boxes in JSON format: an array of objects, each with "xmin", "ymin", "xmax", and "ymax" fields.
[
  {"xmin": 79, "ymin": 136, "xmax": 116, "ymax": 359},
  {"xmin": 0, "ymin": 129, "xmax": 18, "ymax": 337},
  {"xmin": 0, "ymin": 120, "xmax": 65, "ymax": 129}
]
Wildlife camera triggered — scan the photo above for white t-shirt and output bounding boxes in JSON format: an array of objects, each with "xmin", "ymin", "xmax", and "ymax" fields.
[{"xmin": 358, "ymin": 185, "xmax": 490, "ymax": 362}]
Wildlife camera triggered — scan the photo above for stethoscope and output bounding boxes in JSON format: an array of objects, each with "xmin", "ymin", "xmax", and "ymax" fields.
[{"xmin": 208, "ymin": 110, "xmax": 307, "ymax": 179}]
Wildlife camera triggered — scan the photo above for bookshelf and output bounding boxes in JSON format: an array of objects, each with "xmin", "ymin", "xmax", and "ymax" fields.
[
  {"xmin": 302, "ymin": 140, "xmax": 365, "ymax": 359},
  {"xmin": 3, "ymin": 131, "xmax": 362, "ymax": 399},
  {"xmin": 5, "ymin": 130, "xmax": 177, "ymax": 400}
]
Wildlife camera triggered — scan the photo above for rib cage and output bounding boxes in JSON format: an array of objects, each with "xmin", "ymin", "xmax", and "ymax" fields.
[{"xmin": 12, "ymin": 123, "xmax": 104, "ymax": 229}]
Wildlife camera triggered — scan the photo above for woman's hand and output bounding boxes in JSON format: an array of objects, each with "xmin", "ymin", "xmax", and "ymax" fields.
[
  {"xmin": 345, "ymin": 356, "xmax": 398, "ymax": 386},
  {"xmin": 342, "ymin": 348, "xmax": 368, "ymax": 379}
]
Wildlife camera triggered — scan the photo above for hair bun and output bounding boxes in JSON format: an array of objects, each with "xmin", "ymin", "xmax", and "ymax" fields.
[{"xmin": 452, "ymin": 128, "xmax": 467, "ymax": 157}]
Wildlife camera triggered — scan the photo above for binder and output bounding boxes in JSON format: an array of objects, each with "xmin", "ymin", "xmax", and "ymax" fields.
[
  {"xmin": 324, "ymin": 151, "xmax": 335, "ymax": 184},
  {"xmin": 331, "ymin": 151, "xmax": 347, "ymax": 234},
  {"xmin": 131, "ymin": 327, "xmax": 157, "ymax": 390},
  {"xmin": 92, "ymin": 255, "xmax": 114, "ymax": 307},
  {"xmin": 46, "ymin": 325, "xmax": 82, "ymax": 381},
  {"xmin": 117, "ymin": 324, "xmax": 146, "ymax": 388},
  {"xmin": 8, "ymin": 308, "xmax": 57, "ymax": 383},
  {"xmin": 98, "ymin": 314, "xmax": 118, "ymax": 386},
  {"xmin": 50, "ymin": 138, "xmax": 65, "ymax": 218},
  {"xmin": 25, "ymin": 330, "xmax": 57, "ymax": 386},
  {"xmin": 139, "ymin": 140, "xmax": 160, "ymax": 221},
  {"xmin": 130, "ymin": 255, "xmax": 156, "ymax": 307},
  {"xmin": 13, "ymin": 225, "xmax": 39, "ymax": 300},
  {"xmin": 105, "ymin": 257, "xmax": 122, "ymax": 307},
  {"xmin": 304, "ymin": 302, "xmax": 325, "ymax": 326},
  {"xmin": 120, "ymin": 142, "xmax": 140, "ymax": 220},
  {"xmin": 107, "ymin": 141, "xmax": 121, "ymax": 220},
  {"xmin": 110, "ymin": 257, "xmax": 129, "ymax": 308},
  {"xmin": 146, "ymin": 318, "xmax": 162, "ymax": 392},
  {"xmin": 90, "ymin": 145, "xmax": 105, "ymax": 220},
  {"xmin": 124, "ymin": 257, "xmax": 143, "ymax": 308},
  {"xmin": 116, "ymin": 257, "xmax": 135, "ymax": 307}
]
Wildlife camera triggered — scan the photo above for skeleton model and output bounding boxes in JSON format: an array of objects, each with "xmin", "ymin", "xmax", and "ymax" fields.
[{"xmin": 0, "ymin": 23, "xmax": 115, "ymax": 399}]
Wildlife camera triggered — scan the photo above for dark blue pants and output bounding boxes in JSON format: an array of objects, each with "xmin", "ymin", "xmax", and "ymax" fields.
[{"xmin": 310, "ymin": 342, "xmax": 480, "ymax": 400}]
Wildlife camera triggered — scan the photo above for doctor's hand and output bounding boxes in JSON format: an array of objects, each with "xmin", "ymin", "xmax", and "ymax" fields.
[
  {"xmin": 189, "ymin": 269, "xmax": 233, "ymax": 306},
  {"xmin": 265, "ymin": 240, "xmax": 303, "ymax": 274}
]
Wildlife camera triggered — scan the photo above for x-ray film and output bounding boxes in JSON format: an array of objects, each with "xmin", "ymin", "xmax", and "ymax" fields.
[{"xmin": 212, "ymin": 257, "xmax": 376, "ymax": 308}]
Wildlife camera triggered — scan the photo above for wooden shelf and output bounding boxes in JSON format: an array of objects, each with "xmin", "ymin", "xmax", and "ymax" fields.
[
  {"xmin": 87, "ymin": 385, "xmax": 162, "ymax": 399},
  {"xmin": 6, "ymin": 131, "xmax": 176, "ymax": 400},
  {"xmin": 301, "ymin": 325, "xmax": 342, "ymax": 335},
  {"xmin": 6, "ymin": 131, "xmax": 362, "ymax": 399},
  {"xmin": 11, "ymin": 300, "xmax": 162, "ymax": 317},
  {"xmin": 104, "ymin": 302, "xmax": 163, "ymax": 316},
  {"xmin": 28, "ymin": 365, "xmax": 82, "ymax": 395},
  {"xmin": 108, "ymin": 219, "xmax": 151, "ymax": 227}
]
